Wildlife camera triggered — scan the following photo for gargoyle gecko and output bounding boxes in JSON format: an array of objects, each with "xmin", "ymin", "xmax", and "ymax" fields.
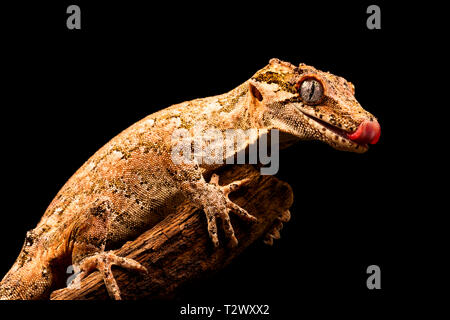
[{"xmin": 0, "ymin": 59, "xmax": 380, "ymax": 300}]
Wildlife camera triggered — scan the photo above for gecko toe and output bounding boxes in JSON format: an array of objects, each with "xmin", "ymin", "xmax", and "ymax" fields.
[{"xmin": 226, "ymin": 200, "xmax": 257, "ymax": 223}]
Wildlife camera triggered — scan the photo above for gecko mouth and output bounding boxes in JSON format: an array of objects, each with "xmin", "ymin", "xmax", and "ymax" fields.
[{"xmin": 298, "ymin": 110, "xmax": 369, "ymax": 152}]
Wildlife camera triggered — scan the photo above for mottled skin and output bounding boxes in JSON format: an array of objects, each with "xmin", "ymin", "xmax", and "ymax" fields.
[{"xmin": 0, "ymin": 59, "xmax": 379, "ymax": 300}]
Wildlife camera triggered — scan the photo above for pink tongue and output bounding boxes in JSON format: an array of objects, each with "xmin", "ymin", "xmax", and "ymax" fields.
[{"xmin": 347, "ymin": 120, "xmax": 381, "ymax": 145}]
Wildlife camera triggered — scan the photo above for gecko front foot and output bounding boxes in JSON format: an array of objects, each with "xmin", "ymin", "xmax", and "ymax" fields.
[
  {"xmin": 69, "ymin": 251, "xmax": 147, "ymax": 300},
  {"xmin": 183, "ymin": 174, "xmax": 257, "ymax": 248},
  {"xmin": 263, "ymin": 210, "xmax": 291, "ymax": 246}
]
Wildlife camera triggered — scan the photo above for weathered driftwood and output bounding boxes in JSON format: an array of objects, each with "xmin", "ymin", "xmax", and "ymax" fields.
[{"xmin": 50, "ymin": 165, "xmax": 293, "ymax": 300}]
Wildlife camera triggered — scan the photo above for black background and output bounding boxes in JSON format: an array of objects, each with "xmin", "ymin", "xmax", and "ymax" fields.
[{"xmin": 1, "ymin": 0, "xmax": 441, "ymax": 317}]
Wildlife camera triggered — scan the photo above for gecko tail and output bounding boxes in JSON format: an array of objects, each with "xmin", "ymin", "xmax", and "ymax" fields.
[
  {"xmin": 0, "ymin": 242, "xmax": 68, "ymax": 300},
  {"xmin": 0, "ymin": 259, "xmax": 53, "ymax": 300}
]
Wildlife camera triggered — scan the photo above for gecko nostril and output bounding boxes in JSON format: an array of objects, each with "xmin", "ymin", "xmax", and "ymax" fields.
[{"xmin": 25, "ymin": 231, "xmax": 34, "ymax": 246}]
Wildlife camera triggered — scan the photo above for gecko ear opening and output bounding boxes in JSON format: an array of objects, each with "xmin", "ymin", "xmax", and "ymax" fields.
[{"xmin": 249, "ymin": 83, "xmax": 263, "ymax": 102}]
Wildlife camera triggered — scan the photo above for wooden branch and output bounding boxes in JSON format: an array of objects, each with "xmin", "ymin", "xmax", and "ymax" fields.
[{"xmin": 50, "ymin": 165, "xmax": 293, "ymax": 300}]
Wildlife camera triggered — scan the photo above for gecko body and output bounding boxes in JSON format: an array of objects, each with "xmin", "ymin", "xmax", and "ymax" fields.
[{"xmin": 0, "ymin": 59, "xmax": 380, "ymax": 300}]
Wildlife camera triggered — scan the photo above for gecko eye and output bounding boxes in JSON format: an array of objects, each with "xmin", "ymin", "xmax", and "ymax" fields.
[{"xmin": 299, "ymin": 79, "xmax": 324, "ymax": 105}]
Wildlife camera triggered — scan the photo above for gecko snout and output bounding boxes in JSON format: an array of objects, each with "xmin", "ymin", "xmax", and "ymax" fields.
[{"xmin": 347, "ymin": 119, "xmax": 381, "ymax": 145}]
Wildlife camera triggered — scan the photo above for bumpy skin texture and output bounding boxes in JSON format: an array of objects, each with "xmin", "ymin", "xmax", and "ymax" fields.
[{"xmin": 0, "ymin": 59, "xmax": 379, "ymax": 300}]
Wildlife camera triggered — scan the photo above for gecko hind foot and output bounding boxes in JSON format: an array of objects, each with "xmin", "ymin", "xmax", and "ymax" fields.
[{"xmin": 70, "ymin": 251, "xmax": 147, "ymax": 300}]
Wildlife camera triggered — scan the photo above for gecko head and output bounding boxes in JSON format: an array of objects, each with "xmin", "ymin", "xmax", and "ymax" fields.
[{"xmin": 247, "ymin": 58, "xmax": 380, "ymax": 153}]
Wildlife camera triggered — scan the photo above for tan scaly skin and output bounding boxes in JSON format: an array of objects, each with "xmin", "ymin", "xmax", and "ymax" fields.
[{"xmin": 0, "ymin": 59, "xmax": 380, "ymax": 300}]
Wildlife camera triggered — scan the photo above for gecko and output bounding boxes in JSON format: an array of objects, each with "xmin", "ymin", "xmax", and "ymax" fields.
[{"xmin": 0, "ymin": 58, "xmax": 380, "ymax": 300}]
